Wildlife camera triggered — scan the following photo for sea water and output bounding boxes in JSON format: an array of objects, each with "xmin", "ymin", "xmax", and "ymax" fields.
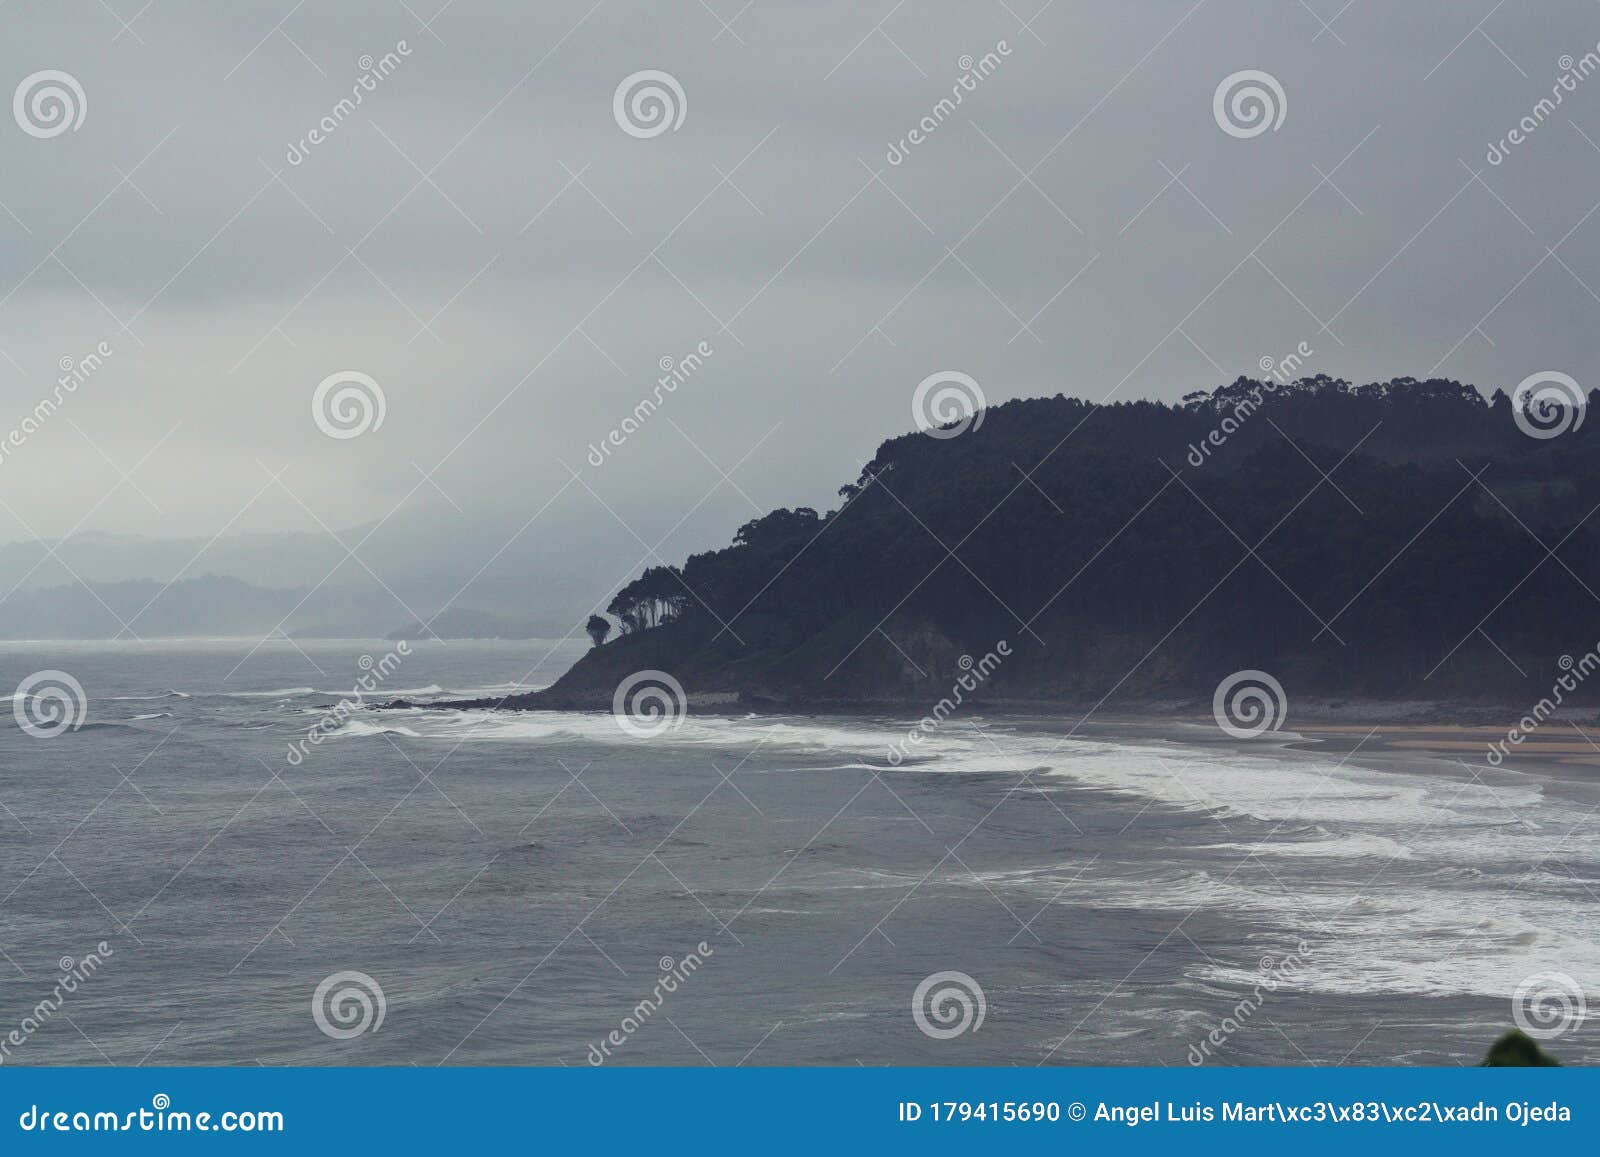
[{"xmin": 1, "ymin": 639, "xmax": 1595, "ymax": 1067}]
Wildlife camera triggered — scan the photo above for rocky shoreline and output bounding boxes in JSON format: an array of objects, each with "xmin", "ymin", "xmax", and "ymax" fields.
[{"xmin": 380, "ymin": 686, "xmax": 1578, "ymax": 729}]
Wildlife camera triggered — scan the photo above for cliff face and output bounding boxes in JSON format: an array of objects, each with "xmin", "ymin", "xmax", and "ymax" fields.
[
  {"xmin": 458, "ymin": 617, "xmax": 976, "ymax": 710},
  {"xmin": 443, "ymin": 377, "xmax": 1600, "ymax": 714},
  {"xmin": 483, "ymin": 615, "xmax": 1551, "ymax": 715}
]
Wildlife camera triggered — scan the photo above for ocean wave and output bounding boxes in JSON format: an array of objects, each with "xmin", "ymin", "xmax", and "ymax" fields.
[
  {"xmin": 1198, "ymin": 915, "xmax": 1600, "ymax": 999},
  {"xmin": 1199, "ymin": 832, "xmax": 1415, "ymax": 861},
  {"xmin": 372, "ymin": 709, "xmax": 1074, "ymax": 774},
  {"xmin": 206, "ymin": 684, "xmax": 454, "ymax": 702},
  {"xmin": 359, "ymin": 710, "xmax": 1564, "ymax": 849},
  {"xmin": 1038, "ymin": 743, "xmax": 1549, "ymax": 836},
  {"xmin": 441, "ymin": 682, "xmax": 544, "ymax": 697},
  {"xmin": 324, "ymin": 720, "xmax": 421, "ymax": 739}
]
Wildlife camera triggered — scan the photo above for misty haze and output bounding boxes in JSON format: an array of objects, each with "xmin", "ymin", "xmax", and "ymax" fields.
[{"xmin": 1, "ymin": 0, "xmax": 1596, "ymax": 1076}]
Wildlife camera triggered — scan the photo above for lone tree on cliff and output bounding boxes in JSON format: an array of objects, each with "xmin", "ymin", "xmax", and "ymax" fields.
[
  {"xmin": 585, "ymin": 614, "xmax": 611, "ymax": 647},
  {"xmin": 607, "ymin": 565, "xmax": 688, "ymax": 634}
]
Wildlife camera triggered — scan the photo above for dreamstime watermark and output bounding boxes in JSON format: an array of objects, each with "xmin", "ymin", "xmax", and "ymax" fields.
[
  {"xmin": 912, "ymin": 970, "xmax": 986, "ymax": 1039},
  {"xmin": 1511, "ymin": 971, "xmax": 1587, "ymax": 1040},
  {"xmin": 0, "ymin": 943, "xmax": 114, "ymax": 1064},
  {"xmin": 286, "ymin": 42, "xmax": 412, "ymax": 165},
  {"xmin": 587, "ymin": 340, "xmax": 714, "ymax": 467},
  {"xmin": 886, "ymin": 642, "xmax": 1010, "ymax": 766},
  {"xmin": 886, "ymin": 41, "xmax": 1012, "ymax": 165},
  {"xmin": 1486, "ymin": 645, "xmax": 1600, "ymax": 767},
  {"xmin": 312, "ymin": 370, "xmax": 386, "ymax": 439},
  {"xmin": 1186, "ymin": 940, "xmax": 1314, "ymax": 1064},
  {"xmin": 311, "ymin": 970, "xmax": 386, "ymax": 1039},
  {"xmin": 1511, "ymin": 371, "xmax": 1585, "ymax": 440},
  {"xmin": 285, "ymin": 642, "xmax": 411, "ymax": 765},
  {"xmin": 613, "ymin": 70, "xmax": 686, "ymax": 138},
  {"xmin": 1185, "ymin": 344, "xmax": 1314, "ymax": 467},
  {"xmin": 1212, "ymin": 669, "xmax": 1287, "ymax": 739},
  {"xmin": 612, "ymin": 669, "xmax": 687, "ymax": 738},
  {"xmin": 1213, "ymin": 70, "xmax": 1285, "ymax": 139},
  {"xmin": 12, "ymin": 670, "xmax": 88, "ymax": 738},
  {"xmin": 1487, "ymin": 48, "xmax": 1600, "ymax": 166},
  {"xmin": 586, "ymin": 943, "xmax": 714, "ymax": 1063},
  {"xmin": 912, "ymin": 371, "xmax": 985, "ymax": 439},
  {"xmin": 0, "ymin": 341, "xmax": 113, "ymax": 469},
  {"xmin": 13, "ymin": 70, "xmax": 86, "ymax": 138},
  {"xmin": 17, "ymin": 1096, "xmax": 284, "ymax": 1134}
]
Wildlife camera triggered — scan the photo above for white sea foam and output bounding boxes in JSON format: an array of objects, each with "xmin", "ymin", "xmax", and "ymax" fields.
[
  {"xmin": 376, "ymin": 709, "xmax": 1074, "ymax": 772},
  {"xmin": 444, "ymin": 681, "xmax": 544, "ymax": 697},
  {"xmin": 326, "ymin": 720, "xmax": 421, "ymax": 738},
  {"xmin": 1200, "ymin": 832, "xmax": 1416, "ymax": 860},
  {"xmin": 331, "ymin": 705, "xmax": 1600, "ymax": 1000}
]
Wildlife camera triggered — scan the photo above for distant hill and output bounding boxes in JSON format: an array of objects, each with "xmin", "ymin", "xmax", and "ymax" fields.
[
  {"xmin": 0, "ymin": 506, "xmax": 640, "ymax": 639},
  {"xmin": 0, "ymin": 575, "xmax": 302, "ymax": 639},
  {"xmin": 513, "ymin": 375, "xmax": 1600, "ymax": 709},
  {"xmin": 0, "ymin": 574, "xmax": 572, "ymax": 640}
]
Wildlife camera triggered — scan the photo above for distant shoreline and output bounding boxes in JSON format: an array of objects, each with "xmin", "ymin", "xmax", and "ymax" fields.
[
  {"xmin": 392, "ymin": 688, "xmax": 1586, "ymax": 726},
  {"xmin": 380, "ymin": 687, "xmax": 1600, "ymax": 781}
]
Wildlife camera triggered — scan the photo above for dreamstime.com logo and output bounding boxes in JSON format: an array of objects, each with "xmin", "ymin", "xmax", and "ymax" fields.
[
  {"xmin": 912, "ymin": 970, "xmax": 986, "ymax": 1040},
  {"xmin": 1511, "ymin": 371, "xmax": 1585, "ymax": 440},
  {"xmin": 587, "ymin": 340, "xmax": 714, "ymax": 467},
  {"xmin": 1187, "ymin": 940, "xmax": 1314, "ymax": 1064},
  {"xmin": 12, "ymin": 670, "xmax": 87, "ymax": 738},
  {"xmin": 0, "ymin": 340, "xmax": 113, "ymax": 470},
  {"xmin": 885, "ymin": 41, "xmax": 1012, "ymax": 165},
  {"xmin": 312, "ymin": 370, "xmax": 386, "ymax": 439},
  {"xmin": 1487, "ymin": 48, "xmax": 1600, "ymax": 166},
  {"xmin": 586, "ymin": 943, "xmax": 715, "ymax": 1064},
  {"xmin": 1185, "ymin": 344, "xmax": 1315, "ymax": 468},
  {"xmin": 613, "ymin": 70, "xmax": 686, "ymax": 138},
  {"xmin": 1213, "ymin": 70, "xmax": 1286, "ymax": 139},
  {"xmin": 311, "ymin": 970, "xmax": 386, "ymax": 1040},
  {"xmin": 886, "ymin": 642, "xmax": 1010, "ymax": 766},
  {"xmin": 286, "ymin": 40, "xmax": 413, "ymax": 165},
  {"xmin": 612, "ymin": 670, "xmax": 687, "ymax": 738},
  {"xmin": 1212, "ymin": 669, "xmax": 1287, "ymax": 739},
  {"xmin": 0, "ymin": 943, "xmax": 114, "ymax": 1065},
  {"xmin": 1486, "ymin": 645, "xmax": 1600, "ymax": 767},
  {"xmin": 285, "ymin": 642, "xmax": 411, "ymax": 766},
  {"xmin": 913, "ymin": 371, "xmax": 985, "ymax": 439},
  {"xmin": 17, "ymin": 1095, "xmax": 283, "ymax": 1134},
  {"xmin": 13, "ymin": 70, "xmax": 86, "ymax": 138},
  {"xmin": 1511, "ymin": 971, "xmax": 1587, "ymax": 1040}
]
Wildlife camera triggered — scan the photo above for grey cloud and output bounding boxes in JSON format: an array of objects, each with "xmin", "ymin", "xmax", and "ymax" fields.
[{"xmin": 1, "ymin": 0, "xmax": 1597, "ymax": 600}]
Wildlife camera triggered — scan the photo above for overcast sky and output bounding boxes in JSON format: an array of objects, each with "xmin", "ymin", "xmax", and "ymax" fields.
[{"xmin": 2, "ymin": 0, "xmax": 1599, "ymax": 569}]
